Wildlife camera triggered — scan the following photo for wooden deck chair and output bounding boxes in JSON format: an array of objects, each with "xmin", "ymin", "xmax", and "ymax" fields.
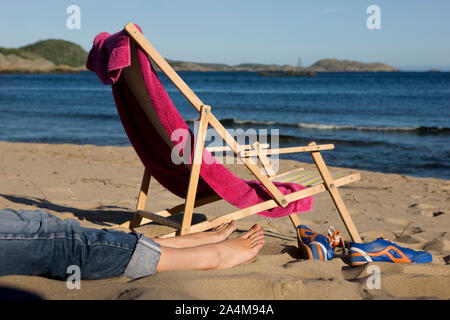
[{"xmin": 95, "ymin": 22, "xmax": 363, "ymax": 246}]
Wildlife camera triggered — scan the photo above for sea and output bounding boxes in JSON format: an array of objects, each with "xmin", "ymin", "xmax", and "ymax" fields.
[{"xmin": 0, "ymin": 71, "xmax": 449, "ymax": 179}]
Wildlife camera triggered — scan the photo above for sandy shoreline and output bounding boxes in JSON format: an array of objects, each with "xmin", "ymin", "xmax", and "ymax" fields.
[{"xmin": 0, "ymin": 141, "xmax": 449, "ymax": 299}]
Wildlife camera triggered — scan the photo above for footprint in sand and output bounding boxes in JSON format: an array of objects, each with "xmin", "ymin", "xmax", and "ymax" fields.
[
  {"xmin": 423, "ymin": 238, "xmax": 450, "ymax": 252},
  {"xmin": 408, "ymin": 203, "xmax": 446, "ymax": 217},
  {"xmin": 79, "ymin": 178, "xmax": 113, "ymax": 185}
]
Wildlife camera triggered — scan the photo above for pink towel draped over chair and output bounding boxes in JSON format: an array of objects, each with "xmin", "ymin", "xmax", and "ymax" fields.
[{"xmin": 86, "ymin": 25, "xmax": 313, "ymax": 218}]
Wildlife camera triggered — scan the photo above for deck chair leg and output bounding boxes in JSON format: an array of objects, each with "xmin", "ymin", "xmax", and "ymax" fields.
[
  {"xmin": 309, "ymin": 142, "xmax": 362, "ymax": 243},
  {"xmin": 179, "ymin": 105, "xmax": 210, "ymax": 235},
  {"xmin": 129, "ymin": 168, "xmax": 151, "ymax": 229}
]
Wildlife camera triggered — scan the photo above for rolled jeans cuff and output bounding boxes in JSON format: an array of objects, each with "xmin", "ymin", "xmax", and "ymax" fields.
[{"xmin": 124, "ymin": 233, "xmax": 161, "ymax": 279}]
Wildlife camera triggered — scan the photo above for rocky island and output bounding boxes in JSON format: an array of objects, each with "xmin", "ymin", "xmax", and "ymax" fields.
[{"xmin": 304, "ymin": 58, "xmax": 398, "ymax": 72}]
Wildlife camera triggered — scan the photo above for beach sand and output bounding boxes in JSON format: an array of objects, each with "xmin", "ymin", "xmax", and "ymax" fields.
[{"xmin": 0, "ymin": 141, "xmax": 449, "ymax": 300}]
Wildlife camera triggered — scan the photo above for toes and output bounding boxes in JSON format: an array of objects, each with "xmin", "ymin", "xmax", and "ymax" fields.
[
  {"xmin": 239, "ymin": 224, "xmax": 261, "ymax": 239},
  {"xmin": 250, "ymin": 232, "xmax": 264, "ymax": 245},
  {"xmin": 248, "ymin": 229, "xmax": 264, "ymax": 240},
  {"xmin": 212, "ymin": 223, "xmax": 227, "ymax": 231},
  {"xmin": 216, "ymin": 220, "xmax": 236, "ymax": 232},
  {"xmin": 252, "ymin": 224, "xmax": 261, "ymax": 232},
  {"xmin": 251, "ymin": 238, "xmax": 265, "ymax": 249}
]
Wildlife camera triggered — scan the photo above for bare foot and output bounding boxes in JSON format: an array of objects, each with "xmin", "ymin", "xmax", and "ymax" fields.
[
  {"xmin": 211, "ymin": 220, "xmax": 236, "ymax": 241},
  {"xmin": 215, "ymin": 224, "xmax": 265, "ymax": 269},
  {"xmin": 156, "ymin": 224, "xmax": 264, "ymax": 272},
  {"xmin": 153, "ymin": 220, "xmax": 236, "ymax": 248}
]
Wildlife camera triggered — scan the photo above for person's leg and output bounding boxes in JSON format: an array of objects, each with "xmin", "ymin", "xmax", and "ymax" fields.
[
  {"xmin": 153, "ymin": 220, "xmax": 236, "ymax": 248},
  {"xmin": 0, "ymin": 209, "xmax": 139, "ymax": 280},
  {"xmin": 0, "ymin": 209, "xmax": 264, "ymax": 280},
  {"xmin": 155, "ymin": 224, "xmax": 264, "ymax": 272}
]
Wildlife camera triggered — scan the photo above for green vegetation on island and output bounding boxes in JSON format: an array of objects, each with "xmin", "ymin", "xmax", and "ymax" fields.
[
  {"xmin": 0, "ymin": 39, "xmax": 88, "ymax": 73},
  {"xmin": 20, "ymin": 39, "xmax": 88, "ymax": 68}
]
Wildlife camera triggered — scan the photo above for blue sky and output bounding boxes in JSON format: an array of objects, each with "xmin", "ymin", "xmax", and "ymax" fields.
[{"xmin": 1, "ymin": 0, "xmax": 449, "ymax": 70}]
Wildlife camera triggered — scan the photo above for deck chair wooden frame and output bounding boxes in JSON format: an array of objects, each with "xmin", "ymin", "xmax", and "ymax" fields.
[{"xmin": 122, "ymin": 22, "xmax": 363, "ymax": 244}]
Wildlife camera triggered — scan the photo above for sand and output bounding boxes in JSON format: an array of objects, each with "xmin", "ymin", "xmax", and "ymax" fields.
[{"xmin": 0, "ymin": 141, "xmax": 449, "ymax": 300}]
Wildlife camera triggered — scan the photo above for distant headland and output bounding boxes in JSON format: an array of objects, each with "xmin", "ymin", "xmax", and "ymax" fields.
[
  {"xmin": 0, "ymin": 39, "xmax": 398, "ymax": 74},
  {"xmin": 0, "ymin": 39, "xmax": 88, "ymax": 73}
]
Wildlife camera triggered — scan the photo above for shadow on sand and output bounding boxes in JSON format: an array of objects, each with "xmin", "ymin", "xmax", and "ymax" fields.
[{"xmin": 0, "ymin": 194, "xmax": 134, "ymax": 226}]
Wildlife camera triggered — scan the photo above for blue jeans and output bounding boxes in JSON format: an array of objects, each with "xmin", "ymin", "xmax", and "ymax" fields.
[{"xmin": 0, "ymin": 209, "xmax": 161, "ymax": 280}]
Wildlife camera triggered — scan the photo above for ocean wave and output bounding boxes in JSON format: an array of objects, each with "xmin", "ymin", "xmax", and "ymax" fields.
[
  {"xmin": 186, "ymin": 118, "xmax": 450, "ymax": 135},
  {"xmin": 296, "ymin": 123, "xmax": 450, "ymax": 134}
]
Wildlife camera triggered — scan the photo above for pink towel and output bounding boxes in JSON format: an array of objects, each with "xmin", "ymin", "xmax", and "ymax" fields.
[{"xmin": 86, "ymin": 25, "xmax": 313, "ymax": 218}]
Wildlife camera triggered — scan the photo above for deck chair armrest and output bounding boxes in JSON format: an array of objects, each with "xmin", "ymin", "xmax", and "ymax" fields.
[
  {"xmin": 206, "ymin": 143, "xmax": 269, "ymax": 153},
  {"xmin": 240, "ymin": 144, "xmax": 334, "ymax": 158}
]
